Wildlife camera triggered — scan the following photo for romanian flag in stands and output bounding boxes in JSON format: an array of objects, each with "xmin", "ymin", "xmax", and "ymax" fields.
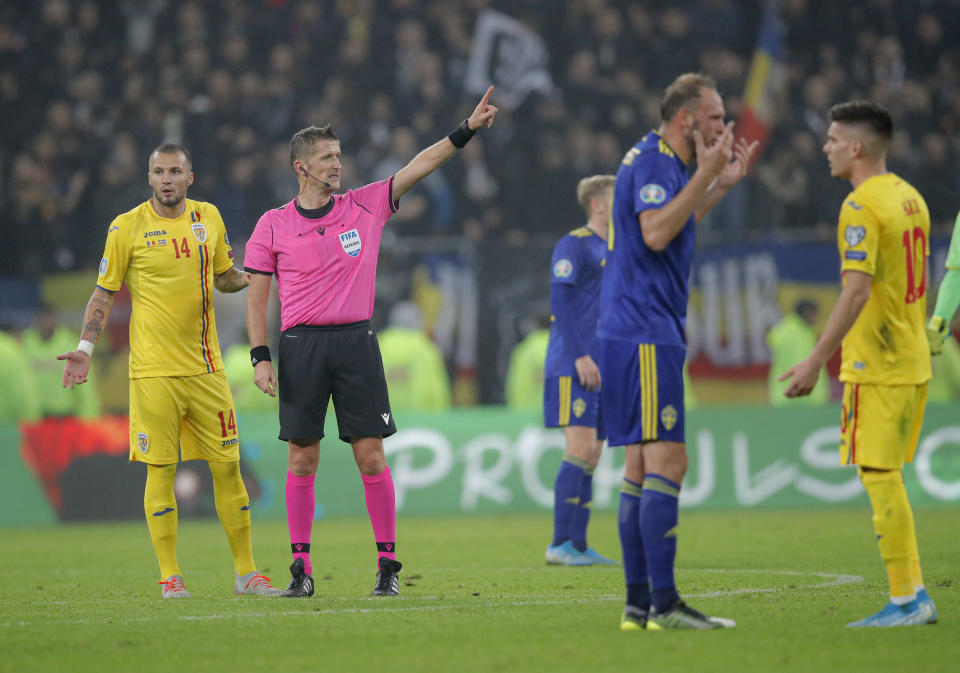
[{"xmin": 737, "ymin": 1, "xmax": 786, "ymax": 170}]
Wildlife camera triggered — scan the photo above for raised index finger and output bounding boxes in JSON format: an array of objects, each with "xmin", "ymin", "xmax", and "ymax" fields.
[{"xmin": 480, "ymin": 85, "xmax": 494, "ymax": 106}]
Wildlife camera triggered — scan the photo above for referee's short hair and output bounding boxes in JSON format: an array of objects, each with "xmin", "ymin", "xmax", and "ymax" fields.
[
  {"xmin": 660, "ymin": 72, "xmax": 718, "ymax": 123},
  {"xmin": 289, "ymin": 124, "xmax": 339, "ymax": 170},
  {"xmin": 576, "ymin": 175, "xmax": 615, "ymax": 215}
]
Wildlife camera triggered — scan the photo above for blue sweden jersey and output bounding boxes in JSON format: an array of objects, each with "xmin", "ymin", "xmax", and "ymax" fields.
[
  {"xmin": 545, "ymin": 226, "xmax": 606, "ymax": 376},
  {"xmin": 598, "ymin": 131, "xmax": 694, "ymax": 346}
]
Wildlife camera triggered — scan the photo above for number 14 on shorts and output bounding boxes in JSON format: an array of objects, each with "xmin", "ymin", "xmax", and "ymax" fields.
[{"xmin": 218, "ymin": 410, "xmax": 237, "ymax": 437}]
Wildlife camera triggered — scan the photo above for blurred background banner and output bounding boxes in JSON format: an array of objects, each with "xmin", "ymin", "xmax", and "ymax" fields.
[
  {"xmin": 464, "ymin": 8, "xmax": 556, "ymax": 109},
  {"xmin": 4, "ymin": 404, "xmax": 960, "ymax": 525}
]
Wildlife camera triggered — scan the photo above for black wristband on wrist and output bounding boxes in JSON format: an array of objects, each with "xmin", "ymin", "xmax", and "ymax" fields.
[
  {"xmin": 448, "ymin": 119, "xmax": 477, "ymax": 149},
  {"xmin": 250, "ymin": 345, "xmax": 271, "ymax": 366}
]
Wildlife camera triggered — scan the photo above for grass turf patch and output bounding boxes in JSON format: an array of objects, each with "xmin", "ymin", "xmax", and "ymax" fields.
[{"xmin": 1, "ymin": 508, "xmax": 957, "ymax": 673}]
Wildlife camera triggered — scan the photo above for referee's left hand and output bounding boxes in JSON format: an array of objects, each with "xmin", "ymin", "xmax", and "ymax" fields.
[{"xmin": 254, "ymin": 361, "xmax": 278, "ymax": 397}]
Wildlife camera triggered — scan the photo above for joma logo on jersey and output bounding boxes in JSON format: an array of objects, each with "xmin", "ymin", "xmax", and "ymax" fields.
[
  {"xmin": 143, "ymin": 230, "xmax": 168, "ymax": 238},
  {"xmin": 339, "ymin": 229, "xmax": 362, "ymax": 257}
]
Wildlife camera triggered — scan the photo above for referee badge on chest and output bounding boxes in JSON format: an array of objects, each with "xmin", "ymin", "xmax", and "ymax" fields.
[{"xmin": 339, "ymin": 228, "xmax": 362, "ymax": 257}]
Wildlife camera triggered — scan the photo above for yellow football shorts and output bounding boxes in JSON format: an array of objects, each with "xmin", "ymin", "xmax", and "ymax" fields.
[
  {"xmin": 840, "ymin": 382, "xmax": 927, "ymax": 469},
  {"xmin": 129, "ymin": 370, "xmax": 240, "ymax": 465}
]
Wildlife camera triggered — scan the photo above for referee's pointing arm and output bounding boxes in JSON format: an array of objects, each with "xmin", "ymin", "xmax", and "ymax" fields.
[{"xmin": 391, "ymin": 86, "xmax": 498, "ymax": 200}]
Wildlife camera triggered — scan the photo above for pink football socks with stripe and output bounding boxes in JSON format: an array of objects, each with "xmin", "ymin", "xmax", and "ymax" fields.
[
  {"xmin": 362, "ymin": 466, "xmax": 397, "ymax": 563},
  {"xmin": 286, "ymin": 471, "xmax": 315, "ymax": 574}
]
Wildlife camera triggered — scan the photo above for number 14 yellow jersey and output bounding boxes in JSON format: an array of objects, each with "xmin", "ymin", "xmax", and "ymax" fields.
[
  {"xmin": 97, "ymin": 199, "xmax": 234, "ymax": 379},
  {"xmin": 836, "ymin": 173, "xmax": 931, "ymax": 385}
]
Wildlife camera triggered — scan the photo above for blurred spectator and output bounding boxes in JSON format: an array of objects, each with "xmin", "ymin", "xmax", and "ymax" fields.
[
  {"xmin": 505, "ymin": 317, "xmax": 551, "ymax": 412},
  {"xmin": 766, "ymin": 299, "xmax": 829, "ymax": 406},
  {"xmin": 0, "ymin": 327, "xmax": 41, "ymax": 423},
  {"xmin": 378, "ymin": 301, "xmax": 451, "ymax": 411},
  {"xmin": 21, "ymin": 306, "xmax": 100, "ymax": 419},
  {"xmin": 0, "ymin": 0, "xmax": 956, "ymax": 296}
]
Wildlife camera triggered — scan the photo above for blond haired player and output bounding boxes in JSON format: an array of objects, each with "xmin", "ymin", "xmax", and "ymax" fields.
[
  {"xmin": 59, "ymin": 144, "xmax": 282, "ymax": 599},
  {"xmin": 780, "ymin": 101, "xmax": 937, "ymax": 627}
]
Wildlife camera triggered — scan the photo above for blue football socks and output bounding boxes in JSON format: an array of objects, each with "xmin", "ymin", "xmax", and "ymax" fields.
[
  {"xmin": 570, "ymin": 466, "xmax": 594, "ymax": 552},
  {"xmin": 641, "ymin": 473, "xmax": 681, "ymax": 613},
  {"xmin": 618, "ymin": 478, "xmax": 649, "ymax": 610},
  {"xmin": 551, "ymin": 457, "xmax": 587, "ymax": 547}
]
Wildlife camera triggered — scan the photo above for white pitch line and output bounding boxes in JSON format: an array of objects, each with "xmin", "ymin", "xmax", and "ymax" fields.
[{"xmin": 0, "ymin": 569, "xmax": 863, "ymax": 628}]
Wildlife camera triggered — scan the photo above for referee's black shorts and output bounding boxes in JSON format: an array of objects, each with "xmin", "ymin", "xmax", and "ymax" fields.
[{"xmin": 277, "ymin": 321, "xmax": 397, "ymax": 443}]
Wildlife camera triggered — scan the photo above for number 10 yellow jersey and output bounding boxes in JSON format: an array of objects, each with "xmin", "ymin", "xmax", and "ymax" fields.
[{"xmin": 836, "ymin": 173, "xmax": 931, "ymax": 385}]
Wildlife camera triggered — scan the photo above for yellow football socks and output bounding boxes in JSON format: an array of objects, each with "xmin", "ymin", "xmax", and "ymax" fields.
[
  {"xmin": 144, "ymin": 463, "xmax": 181, "ymax": 579},
  {"xmin": 859, "ymin": 467, "xmax": 923, "ymax": 601},
  {"xmin": 209, "ymin": 461, "xmax": 257, "ymax": 577}
]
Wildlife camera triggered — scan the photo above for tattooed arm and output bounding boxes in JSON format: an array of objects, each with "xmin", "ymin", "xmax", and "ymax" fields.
[
  {"xmin": 58, "ymin": 286, "xmax": 116, "ymax": 388},
  {"xmin": 214, "ymin": 267, "xmax": 250, "ymax": 293}
]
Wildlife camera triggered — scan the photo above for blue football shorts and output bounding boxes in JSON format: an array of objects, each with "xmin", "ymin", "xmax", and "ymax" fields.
[
  {"xmin": 599, "ymin": 338, "xmax": 685, "ymax": 446},
  {"xmin": 543, "ymin": 375, "xmax": 606, "ymax": 440}
]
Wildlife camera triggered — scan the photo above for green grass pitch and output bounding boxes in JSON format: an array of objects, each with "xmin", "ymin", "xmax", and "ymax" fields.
[{"xmin": 1, "ymin": 508, "xmax": 957, "ymax": 673}]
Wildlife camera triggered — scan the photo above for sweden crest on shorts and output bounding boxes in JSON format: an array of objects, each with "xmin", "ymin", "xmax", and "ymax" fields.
[
  {"xmin": 660, "ymin": 404, "xmax": 678, "ymax": 431},
  {"xmin": 339, "ymin": 228, "xmax": 362, "ymax": 257},
  {"xmin": 573, "ymin": 398, "xmax": 587, "ymax": 418},
  {"xmin": 137, "ymin": 432, "xmax": 149, "ymax": 454}
]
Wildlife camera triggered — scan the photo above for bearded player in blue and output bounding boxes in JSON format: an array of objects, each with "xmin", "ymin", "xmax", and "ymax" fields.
[
  {"xmin": 599, "ymin": 73, "xmax": 757, "ymax": 630},
  {"xmin": 543, "ymin": 175, "xmax": 618, "ymax": 567}
]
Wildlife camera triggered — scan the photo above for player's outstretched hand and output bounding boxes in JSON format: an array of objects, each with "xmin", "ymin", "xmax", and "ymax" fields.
[
  {"xmin": 778, "ymin": 356, "xmax": 820, "ymax": 398},
  {"xmin": 574, "ymin": 354, "xmax": 602, "ymax": 392},
  {"xmin": 254, "ymin": 361, "xmax": 278, "ymax": 397},
  {"xmin": 716, "ymin": 136, "xmax": 760, "ymax": 189},
  {"xmin": 693, "ymin": 121, "xmax": 734, "ymax": 179},
  {"xmin": 467, "ymin": 86, "xmax": 498, "ymax": 131},
  {"xmin": 58, "ymin": 351, "xmax": 90, "ymax": 389}
]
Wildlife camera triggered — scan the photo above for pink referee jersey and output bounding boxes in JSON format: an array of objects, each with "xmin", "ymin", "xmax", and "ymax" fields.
[{"xmin": 244, "ymin": 178, "xmax": 399, "ymax": 330}]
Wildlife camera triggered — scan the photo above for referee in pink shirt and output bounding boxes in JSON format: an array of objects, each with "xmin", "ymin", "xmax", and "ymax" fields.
[{"xmin": 245, "ymin": 87, "xmax": 498, "ymax": 598}]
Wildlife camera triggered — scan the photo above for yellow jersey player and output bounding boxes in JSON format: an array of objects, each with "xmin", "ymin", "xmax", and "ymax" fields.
[
  {"xmin": 780, "ymin": 102, "xmax": 937, "ymax": 627},
  {"xmin": 59, "ymin": 144, "xmax": 282, "ymax": 598}
]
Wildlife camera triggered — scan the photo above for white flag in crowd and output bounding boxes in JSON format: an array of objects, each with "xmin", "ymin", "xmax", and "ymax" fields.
[{"xmin": 465, "ymin": 9, "xmax": 556, "ymax": 110}]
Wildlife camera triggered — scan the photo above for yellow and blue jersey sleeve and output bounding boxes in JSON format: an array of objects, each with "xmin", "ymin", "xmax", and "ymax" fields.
[
  {"xmin": 837, "ymin": 196, "xmax": 881, "ymax": 276},
  {"xmin": 97, "ymin": 216, "xmax": 134, "ymax": 291}
]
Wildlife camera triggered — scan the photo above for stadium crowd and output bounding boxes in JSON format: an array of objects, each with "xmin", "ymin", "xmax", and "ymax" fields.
[{"xmin": 2, "ymin": 0, "xmax": 959, "ymax": 278}]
